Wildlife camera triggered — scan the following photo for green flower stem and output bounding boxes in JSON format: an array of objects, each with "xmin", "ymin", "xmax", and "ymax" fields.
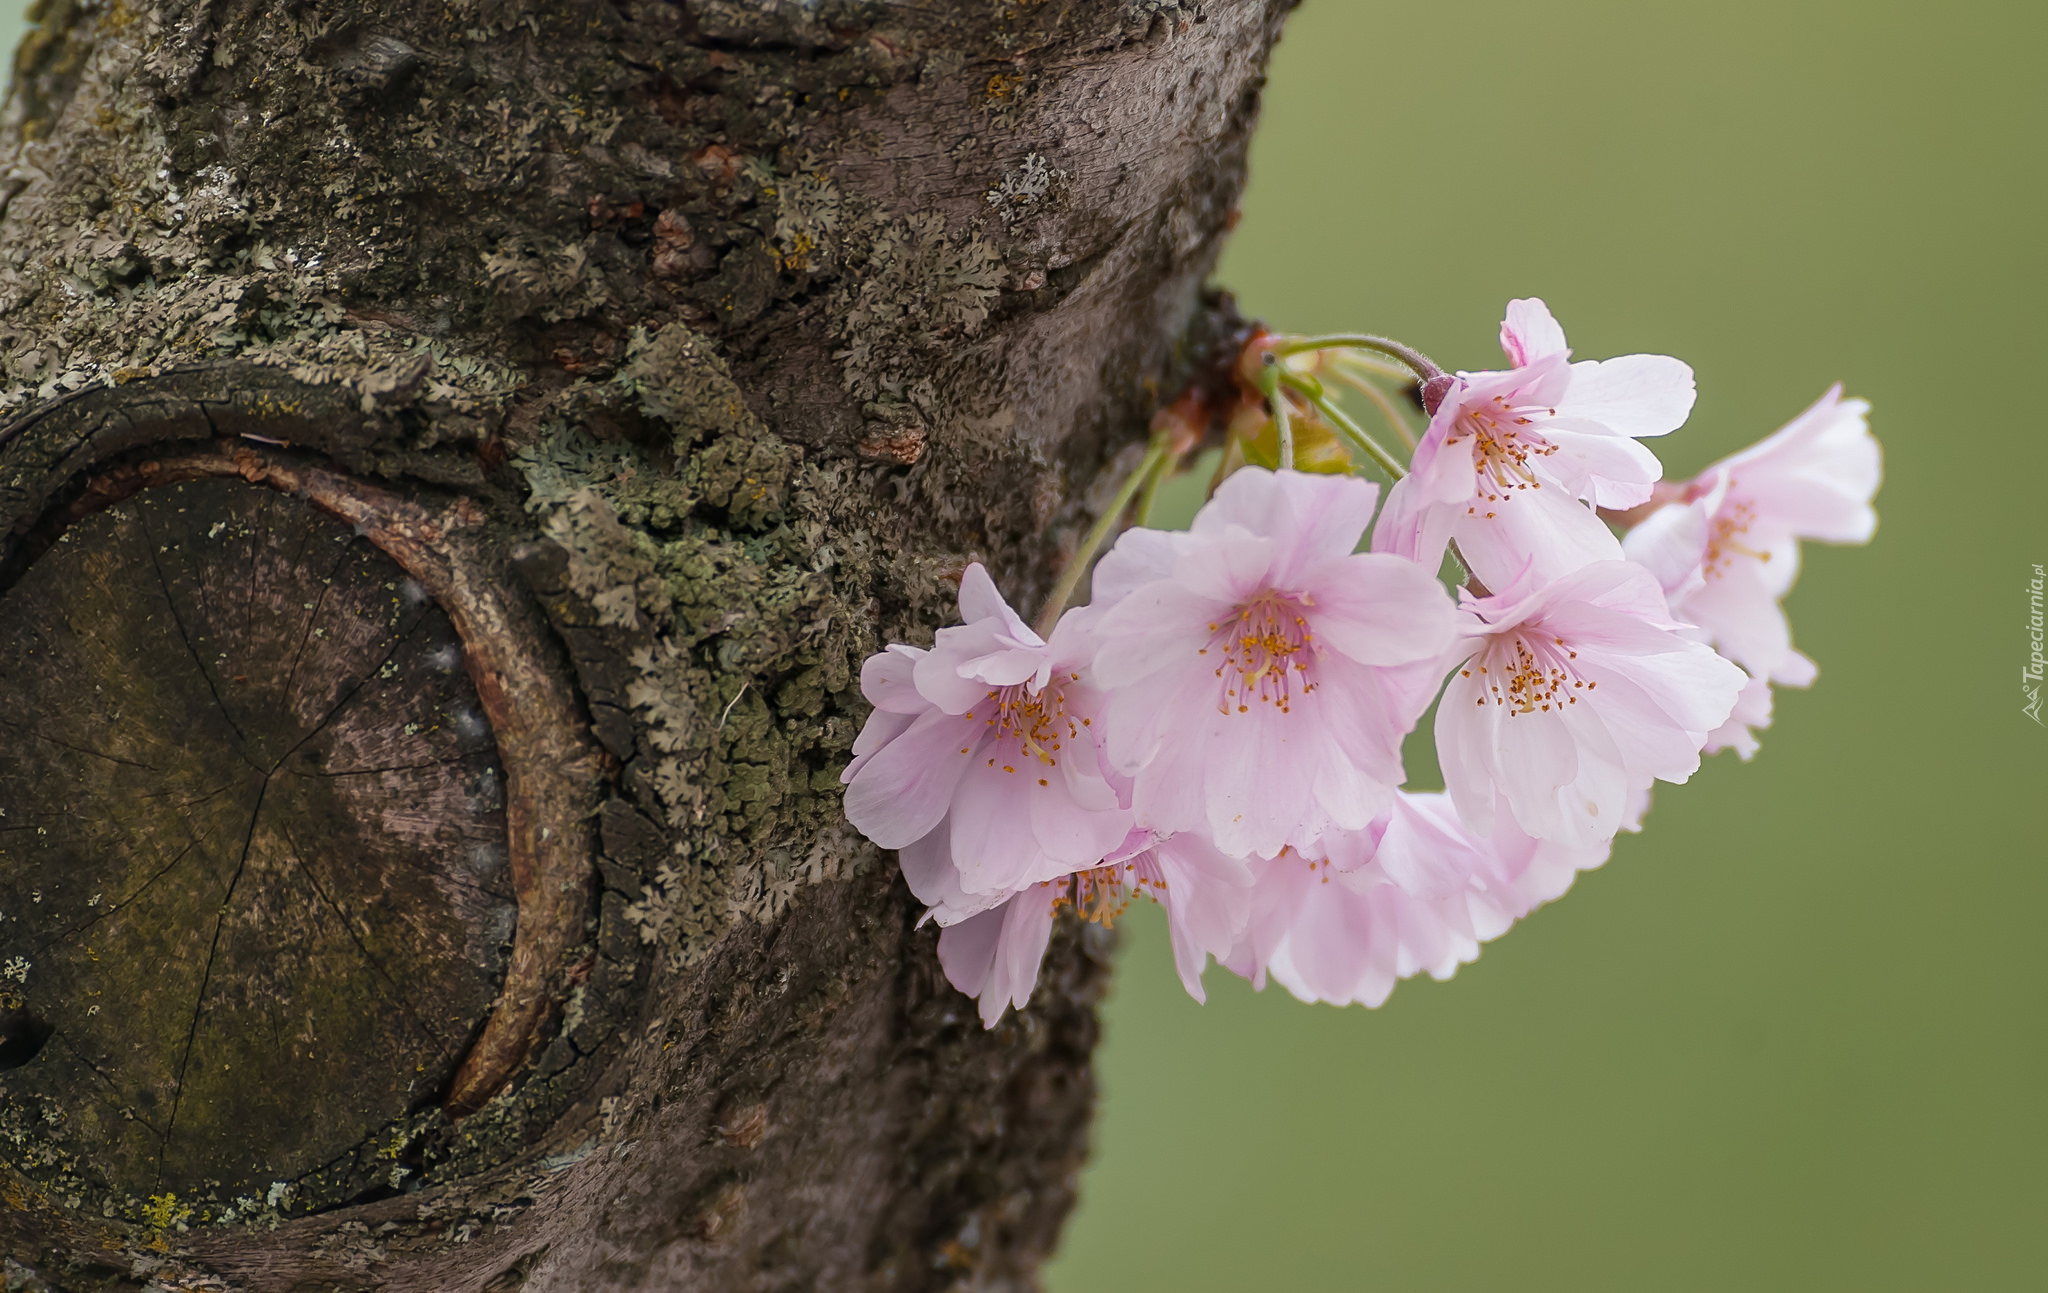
[
  {"xmin": 1327, "ymin": 364, "xmax": 1418, "ymax": 451},
  {"xmin": 1255, "ymin": 362, "xmax": 1295, "ymax": 470},
  {"xmin": 1329, "ymin": 351, "xmax": 1414, "ymax": 384},
  {"xmin": 1281, "ymin": 373, "xmax": 1409, "ymax": 481},
  {"xmin": 1449, "ymin": 541, "xmax": 1487, "ymax": 597},
  {"xmin": 1034, "ymin": 434, "xmax": 1170, "ymax": 639},
  {"xmin": 1134, "ymin": 434, "xmax": 1182, "ymax": 528},
  {"xmin": 1275, "ymin": 333, "xmax": 1444, "ymax": 383}
]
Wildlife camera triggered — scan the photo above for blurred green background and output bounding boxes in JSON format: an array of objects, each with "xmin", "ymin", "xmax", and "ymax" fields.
[
  {"xmin": 3, "ymin": 1, "xmax": 2038, "ymax": 1287},
  {"xmin": 1049, "ymin": 1, "xmax": 2047, "ymax": 1290}
]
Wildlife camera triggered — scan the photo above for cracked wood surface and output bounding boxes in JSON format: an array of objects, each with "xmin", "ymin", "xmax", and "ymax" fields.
[
  {"xmin": 0, "ymin": 475, "xmax": 514, "ymax": 1201},
  {"xmin": 0, "ymin": 0, "xmax": 1298, "ymax": 1286}
]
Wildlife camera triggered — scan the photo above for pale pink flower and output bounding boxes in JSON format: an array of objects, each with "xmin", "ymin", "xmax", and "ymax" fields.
[
  {"xmin": 932, "ymin": 831, "xmax": 1254, "ymax": 1027},
  {"xmin": 934, "ymin": 887, "xmax": 1058, "ymax": 1028},
  {"xmin": 1087, "ymin": 468, "xmax": 1459, "ymax": 859},
  {"xmin": 842, "ymin": 563, "xmax": 1131, "ymax": 899},
  {"xmin": 1701, "ymin": 673, "xmax": 1775, "ymax": 761},
  {"xmin": 1374, "ymin": 298, "xmax": 1695, "ymax": 588},
  {"xmin": 1623, "ymin": 385, "xmax": 1879, "ymax": 687},
  {"xmin": 1437, "ymin": 561, "xmax": 1746, "ymax": 849},
  {"xmin": 1224, "ymin": 793, "xmax": 1607, "ymax": 1008},
  {"xmin": 1622, "ymin": 776, "xmax": 1655, "ymax": 833}
]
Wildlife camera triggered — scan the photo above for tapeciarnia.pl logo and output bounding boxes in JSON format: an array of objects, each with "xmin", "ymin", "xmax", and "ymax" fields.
[{"xmin": 2027, "ymin": 563, "xmax": 2045, "ymax": 725}]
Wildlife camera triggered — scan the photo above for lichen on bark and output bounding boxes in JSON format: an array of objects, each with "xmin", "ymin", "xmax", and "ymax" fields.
[{"xmin": 0, "ymin": 0, "xmax": 1294, "ymax": 1286}]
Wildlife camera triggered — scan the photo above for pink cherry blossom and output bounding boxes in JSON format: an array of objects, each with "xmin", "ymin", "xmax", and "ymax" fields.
[
  {"xmin": 1223, "ymin": 793, "xmax": 1608, "ymax": 1008},
  {"xmin": 934, "ymin": 887, "xmax": 1059, "ymax": 1028},
  {"xmin": 842, "ymin": 563, "xmax": 1131, "ymax": 901},
  {"xmin": 1623, "ymin": 384, "xmax": 1879, "ymax": 688},
  {"xmin": 1136, "ymin": 831, "xmax": 1258, "ymax": 1003},
  {"xmin": 1437, "ymin": 561, "xmax": 1746, "ymax": 849},
  {"xmin": 1373, "ymin": 298, "xmax": 1695, "ymax": 589},
  {"xmin": 1702, "ymin": 673, "xmax": 1775, "ymax": 761},
  {"xmin": 1087, "ymin": 467, "xmax": 1459, "ymax": 860},
  {"xmin": 932, "ymin": 831, "xmax": 1254, "ymax": 1027}
]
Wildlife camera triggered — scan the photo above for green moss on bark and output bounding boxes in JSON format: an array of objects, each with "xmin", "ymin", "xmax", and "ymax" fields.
[{"xmin": 0, "ymin": 0, "xmax": 1292, "ymax": 1283}]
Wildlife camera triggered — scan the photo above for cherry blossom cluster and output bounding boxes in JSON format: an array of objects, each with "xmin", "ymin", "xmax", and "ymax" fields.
[{"xmin": 843, "ymin": 299, "xmax": 1879, "ymax": 1026}]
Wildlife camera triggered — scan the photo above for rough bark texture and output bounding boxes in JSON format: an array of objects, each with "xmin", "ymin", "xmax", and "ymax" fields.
[
  {"xmin": 0, "ymin": 473, "xmax": 518, "ymax": 1202},
  {"xmin": 0, "ymin": 1, "xmax": 1291, "ymax": 1288}
]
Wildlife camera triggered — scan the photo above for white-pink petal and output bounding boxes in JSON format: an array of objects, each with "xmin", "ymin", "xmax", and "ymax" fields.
[
  {"xmin": 898, "ymin": 821, "xmax": 1007, "ymax": 925},
  {"xmin": 1447, "ymin": 486, "xmax": 1625, "ymax": 591},
  {"xmin": 1620, "ymin": 493, "xmax": 1712, "ymax": 600},
  {"xmin": 1536, "ymin": 423, "xmax": 1667, "ymax": 508},
  {"xmin": 1703, "ymin": 673, "xmax": 1775, "ymax": 761},
  {"xmin": 860, "ymin": 643, "xmax": 929, "ymax": 714},
  {"xmin": 1244, "ymin": 790, "xmax": 1615, "ymax": 1009},
  {"xmin": 957, "ymin": 561, "xmax": 1033, "ymax": 636},
  {"xmin": 1300, "ymin": 553, "xmax": 1462, "ymax": 666},
  {"xmin": 1375, "ymin": 300, "xmax": 1692, "ymax": 587},
  {"xmin": 1146, "ymin": 834, "xmax": 1255, "ymax": 1003},
  {"xmin": 1500, "ymin": 297, "xmax": 1570, "ymax": 366},
  {"xmin": 1437, "ymin": 562, "xmax": 1744, "ymax": 846},
  {"xmin": 1553, "ymin": 353, "xmax": 1696, "ymax": 440},
  {"xmin": 1089, "ymin": 468, "xmax": 1455, "ymax": 858},
  {"xmin": 1718, "ymin": 385, "xmax": 1880, "ymax": 544},
  {"xmin": 1676, "ymin": 554, "xmax": 1815, "ymax": 685},
  {"xmin": 937, "ymin": 893, "xmax": 1058, "ymax": 1028},
  {"xmin": 1190, "ymin": 466, "xmax": 1383, "ymax": 585},
  {"xmin": 842, "ymin": 707, "xmax": 978, "ymax": 849}
]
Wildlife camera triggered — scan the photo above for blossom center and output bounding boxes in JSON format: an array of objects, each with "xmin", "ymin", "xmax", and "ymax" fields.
[
  {"xmin": 1199, "ymin": 592, "xmax": 1317, "ymax": 715},
  {"xmin": 1045, "ymin": 860, "xmax": 1160, "ymax": 927},
  {"xmin": 1450, "ymin": 396, "xmax": 1558, "ymax": 504},
  {"xmin": 1704, "ymin": 497, "xmax": 1770, "ymax": 577},
  {"xmin": 1462, "ymin": 631, "xmax": 1596, "ymax": 715},
  {"xmin": 967, "ymin": 678, "xmax": 1081, "ymax": 779}
]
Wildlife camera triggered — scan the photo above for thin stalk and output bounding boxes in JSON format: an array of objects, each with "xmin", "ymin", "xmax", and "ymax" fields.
[
  {"xmin": 1255, "ymin": 363, "xmax": 1294, "ymax": 470},
  {"xmin": 1034, "ymin": 436, "xmax": 1169, "ymax": 638},
  {"xmin": 1327, "ymin": 350, "xmax": 1414, "ymax": 384},
  {"xmin": 1448, "ymin": 540, "xmax": 1487, "ymax": 598},
  {"xmin": 1275, "ymin": 333, "xmax": 1444, "ymax": 383},
  {"xmin": 1326, "ymin": 364, "xmax": 1418, "ymax": 450},
  {"xmin": 1134, "ymin": 436, "xmax": 1181, "ymax": 528},
  {"xmin": 1281, "ymin": 373, "xmax": 1408, "ymax": 481}
]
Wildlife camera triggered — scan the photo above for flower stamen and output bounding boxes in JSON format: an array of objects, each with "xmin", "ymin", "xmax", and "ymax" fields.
[
  {"xmin": 1046, "ymin": 862, "xmax": 1158, "ymax": 928},
  {"xmin": 1704, "ymin": 499, "xmax": 1772, "ymax": 576},
  {"xmin": 1207, "ymin": 592, "xmax": 1318, "ymax": 715},
  {"xmin": 1447, "ymin": 395, "xmax": 1561, "ymax": 502},
  {"xmin": 983, "ymin": 680, "xmax": 1082, "ymax": 773},
  {"xmin": 1473, "ymin": 632, "xmax": 1594, "ymax": 714}
]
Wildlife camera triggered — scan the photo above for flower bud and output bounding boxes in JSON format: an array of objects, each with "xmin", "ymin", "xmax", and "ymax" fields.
[{"xmin": 1418, "ymin": 372, "xmax": 1457, "ymax": 416}]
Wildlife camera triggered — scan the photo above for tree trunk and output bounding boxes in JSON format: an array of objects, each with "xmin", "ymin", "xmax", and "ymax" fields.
[{"xmin": 0, "ymin": 1, "xmax": 1290, "ymax": 1288}]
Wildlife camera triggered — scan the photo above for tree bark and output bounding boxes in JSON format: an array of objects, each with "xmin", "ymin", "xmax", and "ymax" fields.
[{"xmin": 0, "ymin": 1, "xmax": 1291, "ymax": 1288}]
